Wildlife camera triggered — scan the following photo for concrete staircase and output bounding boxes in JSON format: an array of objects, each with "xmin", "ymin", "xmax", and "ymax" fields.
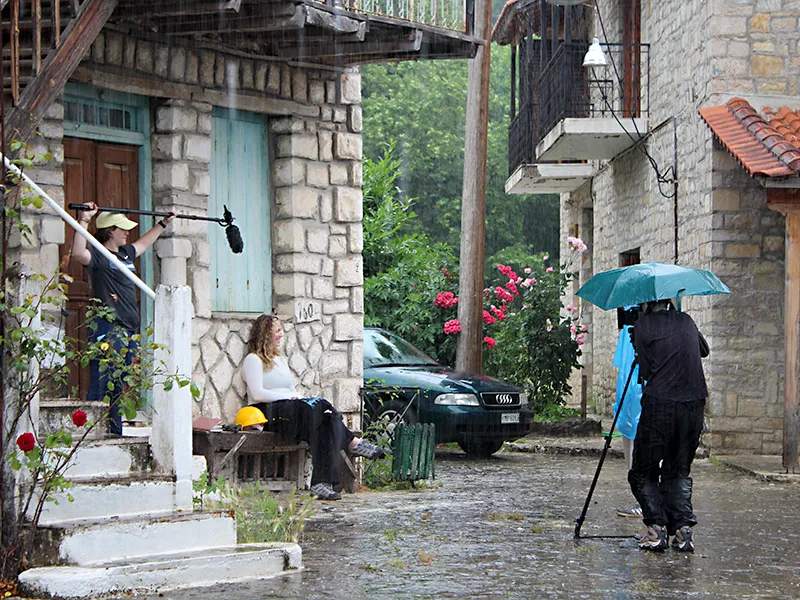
[{"xmin": 17, "ymin": 405, "xmax": 302, "ymax": 598}]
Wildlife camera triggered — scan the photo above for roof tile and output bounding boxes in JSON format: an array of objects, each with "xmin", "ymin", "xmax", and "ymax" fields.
[{"xmin": 699, "ymin": 98, "xmax": 800, "ymax": 178}]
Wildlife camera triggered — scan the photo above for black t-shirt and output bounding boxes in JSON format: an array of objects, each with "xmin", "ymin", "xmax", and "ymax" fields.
[
  {"xmin": 633, "ymin": 309, "xmax": 709, "ymax": 402},
  {"xmin": 87, "ymin": 244, "xmax": 140, "ymax": 332}
]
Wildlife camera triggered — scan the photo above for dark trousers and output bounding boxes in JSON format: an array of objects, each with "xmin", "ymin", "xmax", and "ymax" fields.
[
  {"xmin": 87, "ymin": 320, "xmax": 137, "ymax": 436},
  {"xmin": 252, "ymin": 398, "xmax": 355, "ymax": 487},
  {"xmin": 628, "ymin": 395, "xmax": 705, "ymax": 533}
]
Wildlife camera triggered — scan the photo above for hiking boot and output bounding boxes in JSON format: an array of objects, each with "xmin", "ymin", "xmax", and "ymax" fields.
[
  {"xmin": 638, "ymin": 524, "xmax": 668, "ymax": 552},
  {"xmin": 616, "ymin": 503, "xmax": 643, "ymax": 519},
  {"xmin": 348, "ymin": 439, "xmax": 385, "ymax": 460},
  {"xmin": 310, "ymin": 483, "xmax": 341, "ymax": 501},
  {"xmin": 671, "ymin": 525, "xmax": 695, "ymax": 553}
]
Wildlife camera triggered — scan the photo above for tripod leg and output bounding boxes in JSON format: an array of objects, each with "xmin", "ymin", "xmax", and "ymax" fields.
[{"xmin": 574, "ymin": 360, "xmax": 637, "ymax": 538}]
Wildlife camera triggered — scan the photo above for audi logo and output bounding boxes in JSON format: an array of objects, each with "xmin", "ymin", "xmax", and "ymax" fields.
[{"xmin": 496, "ymin": 394, "xmax": 514, "ymax": 404}]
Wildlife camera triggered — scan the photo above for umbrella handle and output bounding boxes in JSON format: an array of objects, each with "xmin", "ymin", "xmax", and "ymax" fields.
[{"xmin": 676, "ymin": 289, "xmax": 686, "ymax": 312}]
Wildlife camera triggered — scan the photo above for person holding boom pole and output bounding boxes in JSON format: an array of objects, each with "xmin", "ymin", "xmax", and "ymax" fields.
[{"xmin": 70, "ymin": 201, "xmax": 176, "ymax": 436}]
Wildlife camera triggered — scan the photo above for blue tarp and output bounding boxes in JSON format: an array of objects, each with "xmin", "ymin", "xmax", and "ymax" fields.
[{"xmin": 612, "ymin": 325, "xmax": 643, "ymax": 440}]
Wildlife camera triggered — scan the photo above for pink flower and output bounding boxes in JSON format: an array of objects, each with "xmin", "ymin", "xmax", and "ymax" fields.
[
  {"xmin": 441, "ymin": 267, "xmax": 448, "ymax": 272},
  {"xmin": 497, "ymin": 264, "xmax": 513, "ymax": 276},
  {"xmin": 568, "ymin": 236, "xmax": 588, "ymax": 253},
  {"xmin": 546, "ymin": 267, "xmax": 554, "ymax": 273},
  {"xmin": 576, "ymin": 334, "xmax": 585, "ymax": 345},
  {"xmin": 505, "ymin": 280, "xmax": 519, "ymax": 297},
  {"xmin": 483, "ymin": 336, "xmax": 497, "ymax": 349},
  {"xmin": 524, "ymin": 268, "xmax": 532, "ymax": 274},
  {"xmin": 543, "ymin": 255, "xmax": 549, "ymax": 261},
  {"xmin": 580, "ymin": 324, "xmax": 587, "ymax": 332},
  {"xmin": 566, "ymin": 305, "xmax": 576, "ymax": 313},
  {"xmin": 521, "ymin": 277, "xmax": 536, "ymax": 287},
  {"xmin": 491, "ymin": 306, "xmax": 506, "ymax": 321},
  {"xmin": 494, "ymin": 286, "xmax": 514, "ymax": 303},
  {"xmin": 508, "ymin": 271, "xmax": 519, "ymax": 281},
  {"xmin": 443, "ymin": 319, "xmax": 462, "ymax": 335},
  {"xmin": 434, "ymin": 291, "xmax": 458, "ymax": 308},
  {"xmin": 482, "ymin": 310, "xmax": 496, "ymax": 325},
  {"xmin": 570, "ymin": 325, "xmax": 577, "ymax": 334}
]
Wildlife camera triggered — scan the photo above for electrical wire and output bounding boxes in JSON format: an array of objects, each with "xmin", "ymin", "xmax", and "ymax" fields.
[{"xmin": 591, "ymin": 0, "xmax": 676, "ymax": 199}]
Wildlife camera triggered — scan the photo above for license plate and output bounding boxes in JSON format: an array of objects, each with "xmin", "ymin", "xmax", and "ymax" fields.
[{"xmin": 501, "ymin": 412, "xmax": 520, "ymax": 424}]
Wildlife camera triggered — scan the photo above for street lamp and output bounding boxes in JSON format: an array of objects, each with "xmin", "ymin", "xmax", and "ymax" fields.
[{"xmin": 582, "ymin": 38, "xmax": 607, "ymax": 67}]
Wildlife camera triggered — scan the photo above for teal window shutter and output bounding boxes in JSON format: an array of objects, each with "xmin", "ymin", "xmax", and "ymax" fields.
[{"xmin": 210, "ymin": 108, "xmax": 271, "ymax": 313}]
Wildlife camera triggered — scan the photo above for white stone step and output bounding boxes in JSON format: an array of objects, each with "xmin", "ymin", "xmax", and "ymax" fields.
[
  {"xmin": 39, "ymin": 399, "xmax": 108, "ymax": 441},
  {"xmin": 37, "ymin": 512, "xmax": 237, "ymax": 566},
  {"xmin": 18, "ymin": 542, "xmax": 302, "ymax": 599},
  {"xmin": 62, "ymin": 437, "xmax": 151, "ymax": 478},
  {"xmin": 35, "ymin": 476, "xmax": 177, "ymax": 526}
]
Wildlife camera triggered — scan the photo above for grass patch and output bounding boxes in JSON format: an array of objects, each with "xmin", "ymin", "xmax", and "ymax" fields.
[{"xmin": 483, "ymin": 512, "xmax": 526, "ymax": 522}]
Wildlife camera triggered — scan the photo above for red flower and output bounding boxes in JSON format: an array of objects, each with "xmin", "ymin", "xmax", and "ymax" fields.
[
  {"xmin": 505, "ymin": 280, "xmax": 519, "ymax": 297},
  {"xmin": 494, "ymin": 286, "xmax": 514, "ymax": 303},
  {"xmin": 434, "ymin": 291, "xmax": 458, "ymax": 309},
  {"xmin": 72, "ymin": 410, "xmax": 88, "ymax": 427},
  {"xmin": 443, "ymin": 319, "xmax": 462, "ymax": 335},
  {"xmin": 483, "ymin": 336, "xmax": 497, "ymax": 348},
  {"xmin": 482, "ymin": 310, "xmax": 496, "ymax": 325},
  {"xmin": 16, "ymin": 432, "xmax": 36, "ymax": 453}
]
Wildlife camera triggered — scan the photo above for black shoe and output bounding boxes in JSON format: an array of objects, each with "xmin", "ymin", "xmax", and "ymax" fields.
[
  {"xmin": 638, "ymin": 524, "xmax": 668, "ymax": 551},
  {"xmin": 671, "ymin": 525, "xmax": 695, "ymax": 552}
]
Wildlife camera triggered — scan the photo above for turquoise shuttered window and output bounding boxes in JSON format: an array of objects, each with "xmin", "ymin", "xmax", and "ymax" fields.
[{"xmin": 210, "ymin": 108, "xmax": 271, "ymax": 313}]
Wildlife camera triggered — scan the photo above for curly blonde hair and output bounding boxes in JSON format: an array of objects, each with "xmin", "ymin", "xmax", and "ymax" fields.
[{"xmin": 248, "ymin": 314, "xmax": 280, "ymax": 366}]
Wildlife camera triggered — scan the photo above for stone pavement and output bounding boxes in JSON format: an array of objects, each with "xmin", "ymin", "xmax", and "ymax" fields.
[{"xmin": 135, "ymin": 431, "xmax": 800, "ymax": 600}]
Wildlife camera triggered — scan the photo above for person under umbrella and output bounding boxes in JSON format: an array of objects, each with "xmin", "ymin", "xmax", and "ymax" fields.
[{"xmin": 629, "ymin": 298, "xmax": 709, "ymax": 552}]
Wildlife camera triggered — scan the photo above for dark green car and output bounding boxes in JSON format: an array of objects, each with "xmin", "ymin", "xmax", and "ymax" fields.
[{"xmin": 363, "ymin": 327, "xmax": 533, "ymax": 457}]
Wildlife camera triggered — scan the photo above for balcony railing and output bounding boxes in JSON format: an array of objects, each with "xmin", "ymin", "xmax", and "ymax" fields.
[
  {"xmin": 346, "ymin": 0, "xmax": 471, "ymax": 33},
  {"xmin": 509, "ymin": 41, "xmax": 649, "ymax": 174}
]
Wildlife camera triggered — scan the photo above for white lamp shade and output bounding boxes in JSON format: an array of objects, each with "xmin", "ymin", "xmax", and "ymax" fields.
[{"xmin": 583, "ymin": 38, "xmax": 608, "ymax": 67}]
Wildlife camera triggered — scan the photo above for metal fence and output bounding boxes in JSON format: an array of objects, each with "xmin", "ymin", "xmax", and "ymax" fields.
[
  {"xmin": 509, "ymin": 41, "xmax": 649, "ymax": 174},
  {"xmin": 345, "ymin": 0, "xmax": 470, "ymax": 32}
]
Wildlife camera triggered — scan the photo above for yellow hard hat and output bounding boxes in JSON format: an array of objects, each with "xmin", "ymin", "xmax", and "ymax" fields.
[{"xmin": 235, "ymin": 406, "xmax": 267, "ymax": 428}]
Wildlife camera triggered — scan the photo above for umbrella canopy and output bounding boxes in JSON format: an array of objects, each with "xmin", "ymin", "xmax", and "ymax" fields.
[{"xmin": 576, "ymin": 262, "xmax": 731, "ymax": 311}]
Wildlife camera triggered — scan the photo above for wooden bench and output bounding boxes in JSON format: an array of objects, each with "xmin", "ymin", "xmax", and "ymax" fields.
[{"xmin": 192, "ymin": 429, "xmax": 309, "ymax": 491}]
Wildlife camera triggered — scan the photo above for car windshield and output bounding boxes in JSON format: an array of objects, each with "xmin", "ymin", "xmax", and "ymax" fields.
[{"xmin": 364, "ymin": 329, "xmax": 440, "ymax": 368}]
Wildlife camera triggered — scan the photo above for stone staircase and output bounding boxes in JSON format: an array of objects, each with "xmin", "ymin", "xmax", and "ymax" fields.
[{"xmin": 17, "ymin": 400, "xmax": 302, "ymax": 598}]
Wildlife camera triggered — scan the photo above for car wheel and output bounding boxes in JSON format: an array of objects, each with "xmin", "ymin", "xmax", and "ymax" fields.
[
  {"xmin": 458, "ymin": 438, "xmax": 505, "ymax": 458},
  {"xmin": 376, "ymin": 400, "xmax": 418, "ymax": 435}
]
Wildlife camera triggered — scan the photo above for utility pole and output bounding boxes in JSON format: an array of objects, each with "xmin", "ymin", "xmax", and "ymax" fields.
[{"xmin": 456, "ymin": 0, "xmax": 492, "ymax": 373}]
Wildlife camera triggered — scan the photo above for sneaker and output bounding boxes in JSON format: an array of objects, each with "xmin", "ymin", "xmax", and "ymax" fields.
[
  {"xmin": 616, "ymin": 503, "xmax": 643, "ymax": 518},
  {"xmin": 310, "ymin": 483, "xmax": 341, "ymax": 501},
  {"xmin": 638, "ymin": 524, "xmax": 668, "ymax": 552},
  {"xmin": 672, "ymin": 525, "xmax": 695, "ymax": 553},
  {"xmin": 347, "ymin": 439, "xmax": 385, "ymax": 460}
]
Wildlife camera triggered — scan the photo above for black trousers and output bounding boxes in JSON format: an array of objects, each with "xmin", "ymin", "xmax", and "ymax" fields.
[
  {"xmin": 251, "ymin": 398, "xmax": 355, "ymax": 487},
  {"xmin": 628, "ymin": 395, "xmax": 705, "ymax": 533}
]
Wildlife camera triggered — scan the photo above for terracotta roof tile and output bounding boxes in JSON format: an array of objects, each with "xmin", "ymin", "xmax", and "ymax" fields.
[{"xmin": 699, "ymin": 98, "xmax": 800, "ymax": 178}]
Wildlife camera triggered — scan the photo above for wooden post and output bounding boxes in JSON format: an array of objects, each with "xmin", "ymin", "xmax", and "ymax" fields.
[
  {"xmin": 455, "ymin": 0, "xmax": 492, "ymax": 373},
  {"xmin": 768, "ymin": 189, "xmax": 800, "ymax": 473}
]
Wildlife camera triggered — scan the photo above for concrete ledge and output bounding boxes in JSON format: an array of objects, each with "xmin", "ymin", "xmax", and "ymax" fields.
[
  {"xmin": 715, "ymin": 455, "xmax": 800, "ymax": 484},
  {"xmin": 18, "ymin": 543, "xmax": 302, "ymax": 599}
]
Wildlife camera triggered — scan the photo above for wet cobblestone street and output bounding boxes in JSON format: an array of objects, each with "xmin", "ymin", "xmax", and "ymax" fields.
[{"xmin": 149, "ymin": 449, "xmax": 800, "ymax": 600}]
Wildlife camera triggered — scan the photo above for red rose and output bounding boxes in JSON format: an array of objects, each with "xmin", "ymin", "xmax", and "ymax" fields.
[
  {"xmin": 16, "ymin": 432, "xmax": 36, "ymax": 453},
  {"xmin": 72, "ymin": 410, "xmax": 88, "ymax": 427}
]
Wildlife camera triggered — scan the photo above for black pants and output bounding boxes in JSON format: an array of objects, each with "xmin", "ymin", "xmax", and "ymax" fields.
[
  {"xmin": 628, "ymin": 395, "xmax": 705, "ymax": 533},
  {"xmin": 252, "ymin": 398, "xmax": 355, "ymax": 487}
]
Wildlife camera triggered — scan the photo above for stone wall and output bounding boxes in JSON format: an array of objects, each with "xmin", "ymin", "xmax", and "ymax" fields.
[
  {"xmin": 561, "ymin": 0, "xmax": 798, "ymax": 453},
  {"xmin": 22, "ymin": 29, "xmax": 365, "ymax": 431}
]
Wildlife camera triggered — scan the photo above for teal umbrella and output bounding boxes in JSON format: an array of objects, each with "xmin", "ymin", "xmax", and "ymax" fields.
[{"xmin": 576, "ymin": 262, "xmax": 731, "ymax": 311}]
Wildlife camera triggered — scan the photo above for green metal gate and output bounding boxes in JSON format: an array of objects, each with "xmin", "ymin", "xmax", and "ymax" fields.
[{"xmin": 392, "ymin": 423, "xmax": 435, "ymax": 484}]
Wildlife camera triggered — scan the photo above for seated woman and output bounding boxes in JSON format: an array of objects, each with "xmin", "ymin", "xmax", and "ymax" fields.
[{"xmin": 241, "ymin": 314, "xmax": 384, "ymax": 501}]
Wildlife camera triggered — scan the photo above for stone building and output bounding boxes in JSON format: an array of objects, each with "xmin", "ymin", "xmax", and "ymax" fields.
[
  {"xmin": 494, "ymin": 0, "xmax": 800, "ymax": 464},
  {"xmin": 7, "ymin": 0, "xmax": 479, "ymax": 432}
]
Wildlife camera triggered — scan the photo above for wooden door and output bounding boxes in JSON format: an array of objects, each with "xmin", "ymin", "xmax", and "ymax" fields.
[
  {"xmin": 60, "ymin": 138, "xmax": 140, "ymax": 400},
  {"xmin": 622, "ymin": 0, "xmax": 641, "ymax": 118}
]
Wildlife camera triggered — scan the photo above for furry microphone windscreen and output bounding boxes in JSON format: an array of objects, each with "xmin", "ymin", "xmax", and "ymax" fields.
[{"xmin": 226, "ymin": 224, "xmax": 244, "ymax": 253}]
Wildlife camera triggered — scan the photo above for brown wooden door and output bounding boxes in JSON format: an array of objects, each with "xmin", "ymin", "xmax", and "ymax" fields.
[
  {"xmin": 622, "ymin": 0, "xmax": 642, "ymax": 118},
  {"xmin": 60, "ymin": 138, "xmax": 140, "ymax": 400}
]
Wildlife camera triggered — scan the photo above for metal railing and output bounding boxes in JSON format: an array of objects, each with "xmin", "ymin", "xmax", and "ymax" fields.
[
  {"xmin": 343, "ymin": 0, "xmax": 471, "ymax": 33},
  {"xmin": 509, "ymin": 41, "xmax": 649, "ymax": 173}
]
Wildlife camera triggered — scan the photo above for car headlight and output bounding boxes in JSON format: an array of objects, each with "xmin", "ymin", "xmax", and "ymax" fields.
[
  {"xmin": 434, "ymin": 393, "xmax": 480, "ymax": 406},
  {"xmin": 519, "ymin": 393, "xmax": 528, "ymax": 406}
]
